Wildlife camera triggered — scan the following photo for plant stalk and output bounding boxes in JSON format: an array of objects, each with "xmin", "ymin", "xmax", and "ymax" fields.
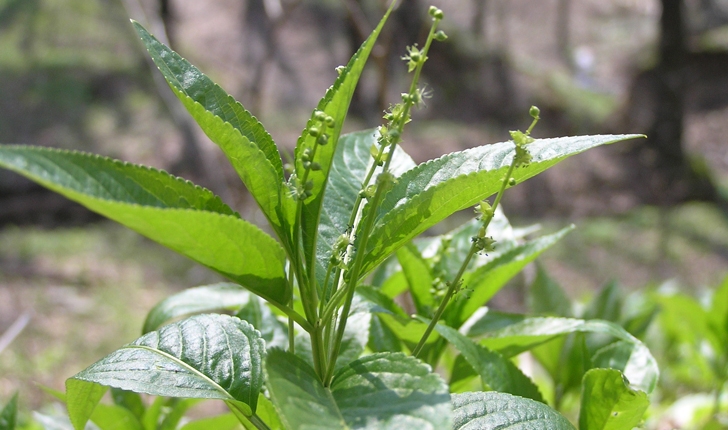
[
  {"xmin": 412, "ymin": 160, "xmax": 516, "ymax": 357},
  {"xmin": 323, "ymin": 180, "xmax": 388, "ymax": 385}
]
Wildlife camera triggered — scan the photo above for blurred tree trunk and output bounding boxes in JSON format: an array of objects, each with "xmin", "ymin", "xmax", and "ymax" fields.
[
  {"xmin": 648, "ymin": 0, "xmax": 687, "ymax": 166},
  {"xmin": 634, "ymin": 0, "xmax": 718, "ymax": 205}
]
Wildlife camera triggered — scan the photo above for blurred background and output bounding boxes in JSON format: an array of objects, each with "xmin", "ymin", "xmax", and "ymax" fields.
[{"xmin": 0, "ymin": 0, "xmax": 727, "ymax": 420}]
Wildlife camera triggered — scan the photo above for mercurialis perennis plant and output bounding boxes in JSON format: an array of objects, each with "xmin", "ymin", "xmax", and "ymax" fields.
[{"xmin": 0, "ymin": 4, "xmax": 656, "ymax": 429}]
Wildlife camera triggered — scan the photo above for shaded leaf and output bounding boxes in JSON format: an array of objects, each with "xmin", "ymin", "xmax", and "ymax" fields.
[
  {"xmin": 529, "ymin": 263, "xmax": 572, "ymax": 317},
  {"xmin": 110, "ymin": 389, "xmax": 144, "ymax": 422},
  {"xmin": 67, "ymin": 315, "xmax": 265, "ymax": 430},
  {"xmin": 144, "ymin": 283, "xmax": 253, "ymax": 334},
  {"xmin": 178, "ymin": 413, "xmax": 240, "ymax": 430},
  {"xmin": 452, "ymin": 391, "xmax": 575, "ymax": 430},
  {"xmin": 266, "ymin": 350, "xmax": 451, "ymax": 429},
  {"xmin": 316, "ymin": 129, "xmax": 415, "ymax": 293},
  {"xmin": 474, "ymin": 317, "xmax": 659, "ymax": 394},
  {"xmin": 433, "ymin": 323, "xmax": 544, "ymax": 402},
  {"xmin": 0, "ymin": 393, "xmax": 18, "ymax": 430},
  {"xmin": 397, "ymin": 243, "xmax": 435, "ymax": 316},
  {"xmin": 236, "ymin": 295, "xmax": 289, "ymax": 351},
  {"xmin": 582, "ymin": 281, "xmax": 622, "ymax": 322},
  {"xmin": 0, "ymin": 146, "xmax": 290, "ymax": 306},
  {"xmin": 579, "ymin": 369, "xmax": 649, "ymax": 430},
  {"xmin": 89, "ymin": 404, "xmax": 143, "ymax": 430},
  {"xmin": 444, "ymin": 226, "xmax": 573, "ymax": 327}
]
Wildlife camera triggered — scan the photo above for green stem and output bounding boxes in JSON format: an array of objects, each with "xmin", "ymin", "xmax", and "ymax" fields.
[
  {"xmin": 271, "ymin": 300, "xmax": 313, "ymax": 333},
  {"xmin": 247, "ymin": 414, "xmax": 272, "ymax": 430},
  {"xmin": 324, "ymin": 181, "xmax": 388, "ymax": 385},
  {"xmin": 311, "ymin": 322, "xmax": 327, "ymax": 379},
  {"xmin": 287, "ymin": 268, "xmax": 296, "ymax": 353},
  {"xmin": 319, "ymin": 260, "xmax": 336, "ymax": 316},
  {"xmin": 412, "ymin": 245, "xmax": 477, "ymax": 357},
  {"xmin": 412, "ymin": 159, "xmax": 516, "ymax": 357},
  {"xmin": 321, "ymin": 15, "xmax": 443, "ymax": 382}
]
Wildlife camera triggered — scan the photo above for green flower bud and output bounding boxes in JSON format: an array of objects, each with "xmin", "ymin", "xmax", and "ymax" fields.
[
  {"xmin": 508, "ymin": 177, "xmax": 517, "ymax": 186},
  {"xmin": 324, "ymin": 115, "xmax": 335, "ymax": 127},
  {"xmin": 310, "ymin": 162, "xmax": 321, "ymax": 171},
  {"xmin": 308, "ymin": 126, "xmax": 321, "ymax": 137},
  {"xmin": 314, "ymin": 110, "xmax": 327, "ymax": 122},
  {"xmin": 317, "ymin": 133, "xmax": 329, "ymax": 146},
  {"xmin": 428, "ymin": 6, "xmax": 444, "ymax": 20},
  {"xmin": 529, "ymin": 105, "xmax": 540, "ymax": 119},
  {"xmin": 434, "ymin": 30, "xmax": 448, "ymax": 42}
]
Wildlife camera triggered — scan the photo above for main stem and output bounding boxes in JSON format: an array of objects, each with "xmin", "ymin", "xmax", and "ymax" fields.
[{"xmin": 323, "ymin": 181, "xmax": 388, "ymax": 385}]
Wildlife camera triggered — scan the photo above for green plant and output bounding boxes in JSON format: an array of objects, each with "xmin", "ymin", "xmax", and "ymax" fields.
[
  {"xmin": 650, "ymin": 277, "xmax": 728, "ymax": 428},
  {"xmin": 0, "ymin": 5, "xmax": 656, "ymax": 429}
]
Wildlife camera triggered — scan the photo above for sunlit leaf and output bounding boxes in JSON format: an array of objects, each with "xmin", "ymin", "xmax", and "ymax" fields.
[
  {"xmin": 579, "ymin": 369, "xmax": 649, "ymax": 430},
  {"xmin": 0, "ymin": 146, "xmax": 290, "ymax": 307}
]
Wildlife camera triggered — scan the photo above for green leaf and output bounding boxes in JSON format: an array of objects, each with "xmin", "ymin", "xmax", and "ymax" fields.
[
  {"xmin": 0, "ymin": 146, "xmax": 290, "ymax": 307},
  {"xmin": 266, "ymin": 350, "xmax": 451, "ymax": 429},
  {"xmin": 432, "ymin": 323, "xmax": 544, "ymax": 402},
  {"xmin": 368, "ymin": 314, "xmax": 403, "ymax": 353},
  {"xmin": 110, "ymin": 388, "xmax": 145, "ymax": 421},
  {"xmin": 316, "ymin": 129, "xmax": 415, "ymax": 292},
  {"xmin": 474, "ymin": 317, "xmax": 659, "ymax": 394},
  {"xmin": 397, "ymin": 243, "xmax": 435, "ymax": 316},
  {"xmin": 582, "ymin": 281, "xmax": 622, "ymax": 322},
  {"xmin": 90, "ymin": 403, "xmax": 144, "ymax": 430},
  {"xmin": 709, "ymin": 275, "xmax": 728, "ymax": 346},
  {"xmin": 297, "ymin": 4, "xmax": 395, "ymax": 279},
  {"xmin": 452, "ymin": 392, "xmax": 575, "ymax": 430},
  {"xmin": 65, "ymin": 379, "xmax": 107, "ymax": 430},
  {"xmin": 0, "ymin": 393, "xmax": 18, "ymax": 430},
  {"xmin": 236, "ymin": 295, "xmax": 289, "ymax": 352},
  {"xmin": 655, "ymin": 292, "xmax": 721, "ymax": 353},
  {"xmin": 360, "ymin": 134, "xmax": 642, "ymax": 275},
  {"xmin": 579, "ymin": 369, "xmax": 649, "ymax": 430},
  {"xmin": 356, "ymin": 286, "xmax": 432, "ymax": 347},
  {"xmin": 424, "ymin": 209, "xmax": 519, "ymax": 281},
  {"xmin": 179, "ymin": 413, "xmax": 240, "ymax": 430},
  {"xmin": 132, "ymin": 22, "xmax": 293, "ymax": 244},
  {"xmin": 144, "ymin": 283, "xmax": 254, "ymax": 334},
  {"xmin": 66, "ymin": 314, "xmax": 265, "ymax": 430},
  {"xmin": 529, "ymin": 263, "xmax": 573, "ymax": 317},
  {"xmin": 444, "ymin": 226, "xmax": 573, "ymax": 327}
]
